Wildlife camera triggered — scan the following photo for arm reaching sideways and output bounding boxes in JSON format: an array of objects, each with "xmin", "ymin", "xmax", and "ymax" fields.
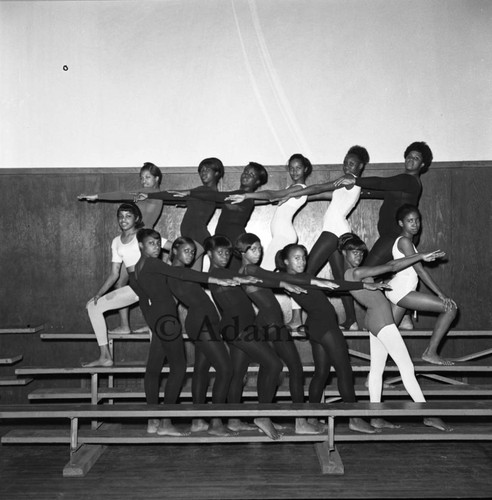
[{"xmin": 352, "ymin": 249, "xmax": 446, "ymax": 281}]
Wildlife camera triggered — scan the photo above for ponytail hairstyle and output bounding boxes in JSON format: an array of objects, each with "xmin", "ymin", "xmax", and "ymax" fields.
[
  {"xmin": 233, "ymin": 232, "xmax": 261, "ymax": 259},
  {"xmin": 275, "ymin": 243, "xmax": 308, "ymax": 272},
  {"xmin": 117, "ymin": 202, "xmax": 144, "ymax": 229},
  {"xmin": 170, "ymin": 236, "xmax": 196, "ymax": 262},
  {"xmin": 140, "ymin": 162, "xmax": 163, "ymax": 186},
  {"xmin": 288, "ymin": 154, "xmax": 313, "ymax": 179},
  {"xmin": 338, "ymin": 233, "xmax": 367, "ymax": 253}
]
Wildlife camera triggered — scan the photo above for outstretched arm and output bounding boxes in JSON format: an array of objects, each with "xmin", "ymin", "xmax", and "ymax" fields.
[
  {"xmin": 79, "ymin": 187, "xmax": 159, "ymax": 202},
  {"xmin": 352, "ymin": 248, "xmax": 446, "ymax": 281},
  {"xmin": 226, "ymin": 184, "xmax": 306, "ymax": 204}
]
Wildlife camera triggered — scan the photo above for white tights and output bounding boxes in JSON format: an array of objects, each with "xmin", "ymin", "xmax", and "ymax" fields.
[
  {"xmin": 368, "ymin": 324, "xmax": 425, "ymax": 403},
  {"xmin": 86, "ymin": 286, "xmax": 139, "ymax": 346}
]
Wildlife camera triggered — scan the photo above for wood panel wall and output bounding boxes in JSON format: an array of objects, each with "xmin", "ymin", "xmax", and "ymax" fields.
[{"xmin": 1, "ymin": 162, "xmax": 491, "ymax": 402}]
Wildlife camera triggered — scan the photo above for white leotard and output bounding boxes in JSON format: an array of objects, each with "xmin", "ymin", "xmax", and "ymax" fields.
[
  {"xmin": 111, "ymin": 235, "xmax": 167, "ymax": 269},
  {"xmin": 262, "ymin": 184, "xmax": 307, "ymax": 270},
  {"xmin": 385, "ymin": 236, "xmax": 419, "ymax": 304},
  {"xmin": 321, "ymin": 185, "xmax": 361, "ymax": 237}
]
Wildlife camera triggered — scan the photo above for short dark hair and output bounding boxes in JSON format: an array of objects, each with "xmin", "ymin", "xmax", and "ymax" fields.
[
  {"xmin": 117, "ymin": 203, "xmax": 144, "ymax": 229},
  {"xmin": 404, "ymin": 141, "xmax": 433, "ymax": 171},
  {"xmin": 346, "ymin": 145, "xmax": 370, "ymax": 166},
  {"xmin": 338, "ymin": 233, "xmax": 367, "ymax": 253},
  {"xmin": 140, "ymin": 162, "xmax": 163, "ymax": 186},
  {"xmin": 396, "ymin": 204, "xmax": 421, "ymax": 223},
  {"xmin": 288, "ymin": 154, "xmax": 313, "ymax": 179},
  {"xmin": 275, "ymin": 243, "xmax": 308, "ymax": 272},
  {"xmin": 198, "ymin": 157, "xmax": 224, "ymax": 181},
  {"xmin": 204, "ymin": 235, "xmax": 233, "ymax": 253}
]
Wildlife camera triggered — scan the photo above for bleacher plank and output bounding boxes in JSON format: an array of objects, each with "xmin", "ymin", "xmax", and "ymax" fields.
[
  {"xmin": 0, "ymin": 376, "xmax": 33, "ymax": 386},
  {"xmin": 0, "ymin": 324, "xmax": 44, "ymax": 334},
  {"xmin": 26, "ymin": 383, "xmax": 492, "ymax": 402},
  {"xmin": 0, "ymin": 354, "xmax": 23, "ymax": 365}
]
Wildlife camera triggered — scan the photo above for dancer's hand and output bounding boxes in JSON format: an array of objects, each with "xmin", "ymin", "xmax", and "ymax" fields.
[
  {"xmin": 133, "ymin": 192, "xmax": 148, "ymax": 202},
  {"xmin": 225, "ymin": 194, "xmax": 245, "ymax": 204},
  {"xmin": 280, "ymin": 282, "xmax": 307, "ymax": 294},
  {"xmin": 210, "ymin": 277, "xmax": 240, "ymax": 287},
  {"xmin": 363, "ymin": 282, "xmax": 391, "ymax": 291},
  {"xmin": 311, "ymin": 279, "xmax": 339, "ymax": 290},
  {"xmin": 334, "ymin": 175, "xmax": 355, "ymax": 187},
  {"xmin": 422, "ymin": 250, "xmax": 446, "ymax": 262},
  {"xmin": 78, "ymin": 194, "xmax": 98, "ymax": 201},
  {"xmin": 233, "ymin": 276, "xmax": 262, "ymax": 285},
  {"xmin": 87, "ymin": 295, "xmax": 100, "ymax": 306},
  {"xmin": 439, "ymin": 295, "xmax": 457, "ymax": 312}
]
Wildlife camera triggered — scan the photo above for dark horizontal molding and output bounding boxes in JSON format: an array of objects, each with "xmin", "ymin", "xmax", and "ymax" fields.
[{"xmin": 0, "ymin": 160, "xmax": 491, "ymax": 176}]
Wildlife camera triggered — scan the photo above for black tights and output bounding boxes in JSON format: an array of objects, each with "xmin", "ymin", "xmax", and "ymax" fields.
[
  {"xmin": 145, "ymin": 330, "xmax": 186, "ymax": 405},
  {"xmin": 191, "ymin": 329, "xmax": 233, "ymax": 404},
  {"xmin": 307, "ymin": 231, "xmax": 357, "ymax": 326},
  {"xmin": 308, "ymin": 328, "xmax": 356, "ymax": 403},
  {"xmin": 227, "ymin": 333, "xmax": 282, "ymax": 404},
  {"xmin": 263, "ymin": 325, "xmax": 304, "ymax": 403}
]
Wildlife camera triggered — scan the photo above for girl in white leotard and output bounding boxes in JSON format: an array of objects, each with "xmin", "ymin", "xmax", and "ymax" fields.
[
  {"xmin": 78, "ymin": 163, "xmax": 164, "ymax": 334},
  {"xmin": 385, "ymin": 204, "xmax": 458, "ymax": 365},
  {"xmin": 226, "ymin": 153, "xmax": 312, "ymax": 270},
  {"xmin": 84, "ymin": 203, "xmax": 170, "ymax": 367},
  {"xmin": 340, "ymin": 233, "xmax": 451, "ymax": 432},
  {"xmin": 278, "ymin": 146, "xmax": 370, "ymax": 330}
]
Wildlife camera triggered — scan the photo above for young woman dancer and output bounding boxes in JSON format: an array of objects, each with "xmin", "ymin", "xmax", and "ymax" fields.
[
  {"xmin": 339, "ymin": 232, "xmax": 451, "ymax": 431},
  {"xmin": 79, "ymin": 162, "xmax": 165, "ymax": 333},
  {"xmin": 226, "ymin": 154, "xmax": 312, "ymax": 270},
  {"xmin": 171, "ymin": 162, "xmax": 268, "ymax": 270},
  {"xmin": 131, "ymin": 229, "xmax": 239, "ymax": 435},
  {"xmin": 278, "ymin": 146, "xmax": 370, "ymax": 330},
  {"xmin": 168, "ymin": 236, "xmax": 235, "ymax": 436},
  {"xmin": 386, "ymin": 205, "xmax": 458, "ymax": 365},
  {"xmin": 276, "ymin": 243, "xmax": 386, "ymax": 434},
  {"xmin": 234, "ymin": 233, "xmax": 348, "ymax": 435},
  {"xmin": 336, "ymin": 142, "xmax": 433, "ymax": 329},
  {"xmin": 336, "ymin": 142, "xmax": 433, "ymax": 266},
  {"xmin": 84, "ymin": 203, "xmax": 170, "ymax": 367},
  {"xmin": 136, "ymin": 157, "xmax": 225, "ymax": 270},
  {"xmin": 204, "ymin": 235, "xmax": 285, "ymax": 439}
]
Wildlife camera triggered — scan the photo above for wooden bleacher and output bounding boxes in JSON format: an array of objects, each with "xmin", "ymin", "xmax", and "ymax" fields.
[{"xmin": 2, "ymin": 401, "xmax": 492, "ymax": 476}]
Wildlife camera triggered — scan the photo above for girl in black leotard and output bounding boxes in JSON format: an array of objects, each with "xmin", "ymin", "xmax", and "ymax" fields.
[
  {"xmin": 131, "ymin": 229, "xmax": 238, "ymax": 436},
  {"xmin": 205, "ymin": 235, "xmax": 284, "ymax": 439},
  {"xmin": 275, "ymin": 243, "xmax": 388, "ymax": 434},
  {"xmin": 168, "ymin": 236, "xmax": 234, "ymax": 436},
  {"xmin": 136, "ymin": 158, "xmax": 225, "ymax": 270},
  {"xmin": 171, "ymin": 162, "xmax": 269, "ymax": 270},
  {"xmin": 234, "ymin": 233, "xmax": 345, "ymax": 435}
]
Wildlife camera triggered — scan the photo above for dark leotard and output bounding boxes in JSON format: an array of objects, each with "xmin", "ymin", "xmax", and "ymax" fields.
[
  {"xmin": 288, "ymin": 274, "xmax": 364, "ymax": 403},
  {"xmin": 357, "ymin": 174, "xmax": 422, "ymax": 265},
  {"xmin": 148, "ymin": 186, "xmax": 217, "ymax": 244},
  {"xmin": 208, "ymin": 267, "xmax": 282, "ymax": 404},
  {"xmin": 167, "ymin": 275, "xmax": 232, "ymax": 404},
  {"xmin": 129, "ymin": 258, "xmax": 212, "ymax": 405}
]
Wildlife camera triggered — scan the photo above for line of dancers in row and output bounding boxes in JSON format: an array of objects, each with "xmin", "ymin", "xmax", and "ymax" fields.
[{"xmin": 78, "ymin": 141, "xmax": 458, "ymax": 438}]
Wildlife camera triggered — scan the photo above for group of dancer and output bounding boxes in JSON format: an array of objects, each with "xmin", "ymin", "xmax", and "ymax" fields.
[{"xmin": 78, "ymin": 141, "xmax": 458, "ymax": 438}]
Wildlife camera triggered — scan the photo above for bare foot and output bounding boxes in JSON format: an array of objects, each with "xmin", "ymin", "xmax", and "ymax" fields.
[
  {"xmin": 295, "ymin": 418, "xmax": 324, "ymax": 435},
  {"xmin": 82, "ymin": 357, "xmax": 113, "ymax": 367},
  {"xmin": 340, "ymin": 321, "xmax": 359, "ymax": 331},
  {"xmin": 349, "ymin": 417, "xmax": 380, "ymax": 434},
  {"xmin": 227, "ymin": 419, "xmax": 257, "ymax": 432},
  {"xmin": 208, "ymin": 418, "xmax": 238, "ymax": 437},
  {"xmin": 157, "ymin": 420, "xmax": 190, "ymax": 437},
  {"xmin": 371, "ymin": 418, "xmax": 401, "ymax": 429},
  {"xmin": 307, "ymin": 418, "xmax": 327, "ymax": 432},
  {"xmin": 147, "ymin": 419, "xmax": 160, "ymax": 434},
  {"xmin": 273, "ymin": 422, "xmax": 293, "ymax": 431},
  {"xmin": 254, "ymin": 418, "xmax": 281, "ymax": 440},
  {"xmin": 107, "ymin": 326, "xmax": 131, "ymax": 334},
  {"xmin": 132, "ymin": 325, "xmax": 150, "ymax": 334},
  {"xmin": 423, "ymin": 417, "xmax": 453, "ymax": 432},
  {"xmin": 422, "ymin": 350, "xmax": 454, "ymax": 366},
  {"xmin": 191, "ymin": 418, "xmax": 209, "ymax": 432}
]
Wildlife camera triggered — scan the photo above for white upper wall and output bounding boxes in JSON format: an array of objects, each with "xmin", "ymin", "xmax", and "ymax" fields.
[{"xmin": 1, "ymin": 0, "xmax": 491, "ymax": 167}]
